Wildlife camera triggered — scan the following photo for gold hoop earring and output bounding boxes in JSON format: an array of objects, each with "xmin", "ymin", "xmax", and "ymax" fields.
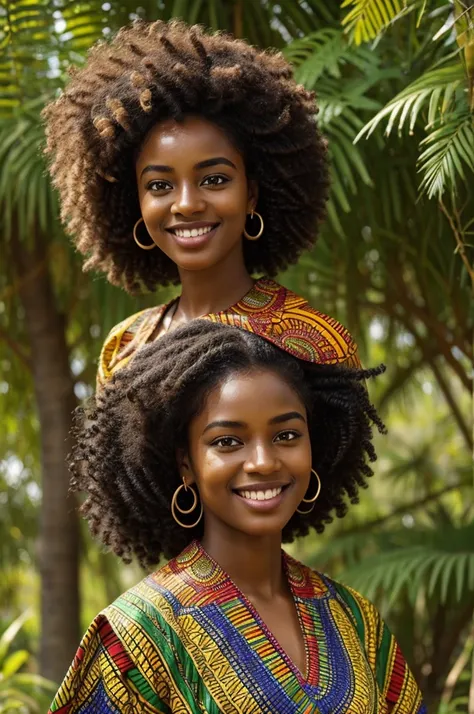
[
  {"xmin": 133, "ymin": 217, "xmax": 156, "ymax": 250},
  {"xmin": 243, "ymin": 210, "xmax": 264, "ymax": 241},
  {"xmin": 171, "ymin": 482, "xmax": 203, "ymax": 529},
  {"xmin": 296, "ymin": 469, "xmax": 321, "ymax": 515}
]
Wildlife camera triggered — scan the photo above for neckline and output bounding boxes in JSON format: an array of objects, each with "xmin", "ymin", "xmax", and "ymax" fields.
[
  {"xmin": 190, "ymin": 539, "xmax": 315, "ymax": 686},
  {"xmin": 156, "ymin": 276, "xmax": 274, "ymax": 332}
]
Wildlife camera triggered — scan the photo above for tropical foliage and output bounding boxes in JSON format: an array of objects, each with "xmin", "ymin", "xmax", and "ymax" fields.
[
  {"xmin": 0, "ymin": 0, "xmax": 472, "ymax": 709},
  {"xmin": 0, "ymin": 612, "xmax": 56, "ymax": 712}
]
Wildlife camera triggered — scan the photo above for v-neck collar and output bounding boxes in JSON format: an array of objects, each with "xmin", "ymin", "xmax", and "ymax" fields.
[
  {"xmin": 172, "ymin": 540, "xmax": 328, "ymax": 688},
  {"xmin": 152, "ymin": 277, "xmax": 269, "ymax": 333}
]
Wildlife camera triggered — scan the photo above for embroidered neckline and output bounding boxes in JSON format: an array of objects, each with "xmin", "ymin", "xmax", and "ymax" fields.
[
  {"xmin": 154, "ymin": 277, "xmax": 271, "ymax": 331},
  {"xmin": 174, "ymin": 539, "xmax": 323, "ymax": 686}
]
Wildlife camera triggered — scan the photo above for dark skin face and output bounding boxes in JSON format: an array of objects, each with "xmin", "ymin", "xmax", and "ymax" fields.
[
  {"xmin": 135, "ymin": 116, "xmax": 258, "ymax": 280},
  {"xmin": 181, "ymin": 369, "xmax": 311, "ymax": 542},
  {"xmin": 179, "ymin": 368, "xmax": 312, "ymax": 677}
]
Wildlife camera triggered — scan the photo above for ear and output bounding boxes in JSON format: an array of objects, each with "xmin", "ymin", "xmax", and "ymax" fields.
[
  {"xmin": 176, "ymin": 448, "xmax": 196, "ymax": 486},
  {"xmin": 247, "ymin": 179, "xmax": 259, "ymax": 212}
]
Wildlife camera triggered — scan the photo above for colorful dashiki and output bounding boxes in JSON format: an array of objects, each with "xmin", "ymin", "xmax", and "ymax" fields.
[
  {"xmin": 97, "ymin": 278, "xmax": 361, "ymax": 389},
  {"xmin": 49, "ymin": 541, "xmax": 426, "ymax": 713}
]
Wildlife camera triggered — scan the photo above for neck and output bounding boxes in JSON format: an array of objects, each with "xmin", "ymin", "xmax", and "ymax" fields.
[
  {"xmin": 200, "ymin": 527, "xmax": 285, "ymax": 601},
  {"xmin": 175, "ymin": 243, "xmax": 254, "ymax": 320}
]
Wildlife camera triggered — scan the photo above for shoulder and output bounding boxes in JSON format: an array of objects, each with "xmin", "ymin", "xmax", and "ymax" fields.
[
  {"xmin": 48, "ymin": 612, "xmax": 138, "ymax": 712},
  {"xmin": 219, "ymin": 277, "xmax": 361, "ymax": 368},
  {"xmin": 97, "ymin": 304, "xmax": 167, "ymax": 388},
  {"xmin": 104, "ymin": 547, "xmax": 199, "ymax": 632}
]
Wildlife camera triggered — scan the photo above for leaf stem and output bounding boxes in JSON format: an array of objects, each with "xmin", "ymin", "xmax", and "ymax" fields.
[{"xmin": 439, "ymin": 198, "xmax": 474, "ymax": 292}]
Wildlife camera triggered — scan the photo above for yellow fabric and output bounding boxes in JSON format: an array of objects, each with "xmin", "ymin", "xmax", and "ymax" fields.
[{"xmin": 97, "ymin": 278, "xmax": 360, "ymax": 390}]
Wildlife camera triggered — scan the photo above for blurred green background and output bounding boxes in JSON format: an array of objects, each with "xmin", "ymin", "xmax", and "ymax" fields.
[{"xmin": 0, "ymin": 1, "xmax": 473, "ymax": 712}]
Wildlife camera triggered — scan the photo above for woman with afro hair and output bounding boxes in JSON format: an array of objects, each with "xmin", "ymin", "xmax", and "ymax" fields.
[
  {"xmin": 43, "ymin": 18, "xmax": 361, "ymax": 387},
  {"xmin": 49, "ymin": 321, "xmax": 425, "ymax": 713}
]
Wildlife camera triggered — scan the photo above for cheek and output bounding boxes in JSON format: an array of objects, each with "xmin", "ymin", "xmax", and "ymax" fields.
[
  {"xmin": 140, "ymin": 195, "xmax": 166, "ymax": 218},
  {"xmin": 194, "ymin": 452, "xmax": 236, "ymax": 497},
  {"xmin": 215, "ymin": 184, "xmax": 249, "ymax": 214}
]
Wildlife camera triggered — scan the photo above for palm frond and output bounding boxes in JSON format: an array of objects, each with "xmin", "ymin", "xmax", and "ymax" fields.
[
  {"xmin": 0, "ymin": 0, "xmax": 52, "ymax": 115},
  {"xmin": 319, "ymin": 99, "xmax": 375, "ymax": 220},
  {"xmin": 418, "ymin": 110, "xmax": 474, "ymax": 198},
  {"xmin": 284, "ymin": 28, "xmax": 357, "ymax": 85},
  {"xmin": 337, "ymin": 522, "xmax": 474, "ymax": 607},
  {"xmin": 58, "ymin": 3, "xmax": 107, "ymax": 54},
  {"xmin": 341, "ymin": 0, "xmax": 411, "ymax": 45},
  {"xmin": 0, "ymin": 100, "xmax": 58, "ymax": 244},
  {"xmin": 355, "ymin": 63, "xmax": 466, "ymax": 140},
  {"xmin": 285, "ymin": 28, "xmax": 390, "ymax": 91}
]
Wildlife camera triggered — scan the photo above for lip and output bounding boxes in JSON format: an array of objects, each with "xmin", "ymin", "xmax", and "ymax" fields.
[
  {"xmin": 232, "ymin": 482, "xmax": 291, "ymax": 512},
  {"xmin": 167, "ymin": 223, "xmax": 219, "ymax": 250}
]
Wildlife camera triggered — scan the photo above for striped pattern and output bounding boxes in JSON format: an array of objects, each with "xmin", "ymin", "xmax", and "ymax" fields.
[
  {"xmin": 97, "ymin": 278, "xmax": 361, "ymax": 389},
  {"xmin": 49, "ymin": 541, "xmax": 426, "ymax": 713}
]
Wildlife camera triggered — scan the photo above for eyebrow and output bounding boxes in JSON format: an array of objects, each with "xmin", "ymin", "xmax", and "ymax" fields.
[
  {"xmin": 140, "ymin": 157, "xmax": 237, "ymax": 178},
  {"xmin": 269, "ymin": 411, "xmax": 306, "ymax": 425},
  {"xmin": 203, "ymin": 412, "xmax": 306, "ymax": 434}
]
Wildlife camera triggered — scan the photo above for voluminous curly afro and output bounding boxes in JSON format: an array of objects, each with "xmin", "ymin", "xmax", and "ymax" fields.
[
  {"xmin": 42, "ymin": 19, "xmax": 329, "ymax": 293},
  {"xmin": 70, "ymin": 321, "xmax": 386, "ymax": 567}
]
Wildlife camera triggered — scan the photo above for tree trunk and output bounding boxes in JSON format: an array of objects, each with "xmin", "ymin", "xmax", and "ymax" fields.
[{"xmin": 13, "ymin": 234, "xmax": 79, "ymax": 684}]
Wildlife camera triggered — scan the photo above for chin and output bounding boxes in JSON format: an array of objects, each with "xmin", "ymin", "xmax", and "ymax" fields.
[
  {"xmin": 173, "ymin": 253, "xmax": 226, "ymax": 273},
  {"xmin": 238, "ymin": 520, "xmax": 290, "ymax": 539}
]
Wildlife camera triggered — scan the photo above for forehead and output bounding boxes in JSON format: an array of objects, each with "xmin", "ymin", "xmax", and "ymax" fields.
[
  {"xmin": 197, "ymin": 369, "xmax": 306, "ymax": 425},
  {"xmin": 136, "ymin": 115, "xmax": 243, "ymax": 168}
]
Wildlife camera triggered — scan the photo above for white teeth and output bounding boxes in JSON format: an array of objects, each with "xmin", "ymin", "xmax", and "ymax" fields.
[
  {"xmin": 237, "ymin": 487, "xmax": 282, "ymax": 502},
  {"xmin": 174, "ymin": 225, "xmax": 214, "ymax": 238}
]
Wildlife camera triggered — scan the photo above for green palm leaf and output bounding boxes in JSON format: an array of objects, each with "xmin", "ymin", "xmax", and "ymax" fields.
[
  {"xmin": 341, "ymin": 0, "xmax": 408, "ymax": 44},
  {"xmin": 355, "ymin": 63, "xmax": 466, "ymax": 140},
  {"xmin": 284, "ymin": 28, "xmax": 359, "ymax": 85},
  {"xmin": 0, "ymin": 0, "xmax": 52, "ymax": 114},
  {"xmin": 285, "ymin": 32, "xmax": 382, "ymax": 229},
  {"xmin": 418, "ymin": 110, "xmax": 474, "ymax": 198},
  {"xmin": 0, "ymin": 100, "xmax": 57, "ymax": 243},
  {"xmin": 338, "ymin": 522, "xmax": 474, "ymax": 607}
]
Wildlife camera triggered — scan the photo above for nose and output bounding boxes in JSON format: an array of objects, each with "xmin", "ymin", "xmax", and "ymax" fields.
[
  {"xmin": 171, "ymin": 182, "xmax": 206, "ymax": 216},
  {"xmin": 244, "ymin": 442, "xmax": 281, "ymax": 476}
]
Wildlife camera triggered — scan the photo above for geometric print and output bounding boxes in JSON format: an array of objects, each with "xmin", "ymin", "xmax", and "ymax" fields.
[
  {"xmin": 49, "ymin": 541, "xmax": 426, "ymax": 713},
  {"xmin": 97, "ymin": 278, "xmax": 361, "ymax": 389}
]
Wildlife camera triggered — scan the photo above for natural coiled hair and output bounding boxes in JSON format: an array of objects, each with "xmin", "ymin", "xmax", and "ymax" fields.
[
  {"xmin": 69, "ymin": 321, "xmax": 386, "ymax": 567},
  {"xmin": 42, "ymin": 19, "xmax": 329, "ymax": 293}
]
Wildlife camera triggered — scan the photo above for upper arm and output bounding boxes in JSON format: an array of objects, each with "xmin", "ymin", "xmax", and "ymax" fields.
[
  {"xmin": 48, "ymin": 615, "xmax": 170, "ymax": 713},
  {"xmin": 96, "ymin": 308, "xmax": 159, "ymax": 392},
  {"xmin": 96, "ymin": 315, "xmax": 136, "ymax": 391},
  {"xmin": 374, "ymin": 616, "xmax": 426, "ymax": 713}
]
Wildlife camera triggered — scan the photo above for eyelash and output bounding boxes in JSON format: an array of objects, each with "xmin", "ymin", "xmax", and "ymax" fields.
[
  {"xmin": 211, "ymin": 436, "xmax": 241, "ymax": 449},
  {"xmin": 201, "ymin": 174, "xmax": 229, "ymax": 187},
  {"xmin": 147, "ymin": 174, "xmax": 230, "ymax": 192},
  {"xmin": 147, "ymin": 179, "xmax": 171, "ymax": 192},
  {"xmin": 210, "ymin": 430, "xmax": 301, "ymax": 449}
]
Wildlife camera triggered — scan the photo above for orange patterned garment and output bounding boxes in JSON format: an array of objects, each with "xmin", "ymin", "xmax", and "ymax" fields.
[{"xmin": 97, "ymin": 278, "xmax": 361, "ymax": 388}]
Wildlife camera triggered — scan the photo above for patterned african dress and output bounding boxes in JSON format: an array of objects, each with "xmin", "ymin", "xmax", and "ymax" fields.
[
  {"xmin": 49, "ymin": 541, "xmax": 426, "ymax": 714},
  {"xmin": 97, "ymin": 278, "xmax": 361, "ymax": 389}
]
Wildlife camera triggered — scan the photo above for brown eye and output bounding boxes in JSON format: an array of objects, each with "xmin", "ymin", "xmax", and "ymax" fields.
[
  {"xmin": 211, "ymin": 436, "xmax": 241, "ymax": 448},
  {"xmin": 274, "ymin": 430, "xmax": 299, "ymax": 443},
  {"xmin": 201, "ymin": 175, "xmax": 229, "ymax": 187},
  {"xmin": 148, "ymin": 180, "xmax": 172, "ymax": 191}
]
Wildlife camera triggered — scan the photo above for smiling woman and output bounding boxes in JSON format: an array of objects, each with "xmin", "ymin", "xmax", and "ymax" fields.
[
  {"xmin": 134, "ymin": 117, "xmax": 256, "ymax": 276},
  {"xmin": 42, "ymin": 19, "xmax": 362, "ymax": 386},
  {"xmin": 48, "ymin": 321, "xmax": 426, "ymax": 714}
]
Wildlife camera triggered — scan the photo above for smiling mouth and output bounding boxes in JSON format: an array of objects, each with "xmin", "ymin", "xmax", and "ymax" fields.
[
  {"xmin": 168, "ymin": 224, "xmax": 219, "ymax": 238},
  {"xmin": 233, "ymin": 485, "xmax": 290, "ymax": 502}
]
